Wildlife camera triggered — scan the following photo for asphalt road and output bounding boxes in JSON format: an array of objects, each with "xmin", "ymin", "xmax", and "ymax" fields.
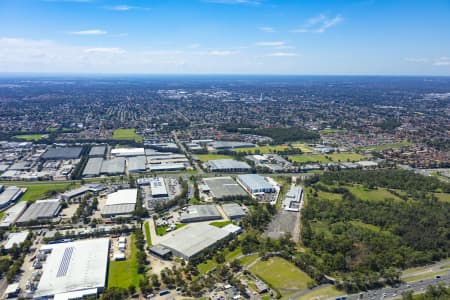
[{"xmin": 346, "ymin": 272, "xmax": 450, "ymax": 300}]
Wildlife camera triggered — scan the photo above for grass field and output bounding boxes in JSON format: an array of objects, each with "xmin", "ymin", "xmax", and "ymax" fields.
[
  {"xmin": 210, "ymin": 220, "xmax": 232, "ymax": 228},
  {"xmin": 13, "ymin": 182, "xmax": 77, "ymax": 202},
  {"xmin": 239, "ymin": 253, "xmax": 260, "ymax": 266},
  {"xmin": 346, "ymin": 185, "xmax": 401, "ymax": 202},
  {"xmin": 13, "ymin": 134, "xmax": 47, "ymax": 141},
  {"xmin": 108, "ymin": 234, "xmax": 142, "ymax": 288},
  {"xmin": 112, "ymin": 128, "xmax": 143, "ymax": 143},
  {"xmin": 249, "ymin": 257, "xmax": 311, "ymax": 294},
  {"xmin": 196, "ymin": 154, "xmax": 233, "ymax": 162},
  {"xmin": 234, "ymin": 145, "xmax": 290, "ymax": 154},
  {"xmin": 294, "ymin": 285, "xmax": 343, "ymax": 300},
  {"xmin": 144, "ymin": 222, "xmax": 152, "ymax": 247},
  {"xmin": 367, "ymin": 142, "xmax": 411, "ymax": 151},
  {"xmin": 291, "ymin": 143, "xmax": 313, "ymax": 153},
  {"xmin": 198, "ymin": 259, "xmax": 219, "ymax": 275},
  {"xmin": 288, "ymin": 153, "xmax": 365, "ymax": 164},
  {"xmin": 434, "ymin": 193, "xmax": 450, "ymax": 202},
  {"xmin": 319, "ymin": 129, "xmax": 346, "ymax": 134},
  {"xmin": 155, "ymin": 224, "xmax": 186, "ymax": 236},
  {"xmin": 317, "ymin": 191, "xmax": 343, "ymax": 201}
]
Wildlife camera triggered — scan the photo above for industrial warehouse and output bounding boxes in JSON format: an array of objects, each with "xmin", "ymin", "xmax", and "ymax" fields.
[
  {"xmin": 17, "ymin": 199, "xmax": 62, "ymax": 224},
  {"xmin": 179, "ymin": 205, "xmax": 222, "ymax": 223},
  {"xmin": 221, "ymin": 203, "xmax": 246, "ymax": 220},
  {"xmin": 202, "ymin": 177, "xmax": 248, "ymax": 200},
  {"xmin": 101, "ymin": 189, "xmax": 137, "ymax": 218},
  {"xmin": 32, "ymin": 238, "xmax": 110, "ymax": 299},
  {"xmin": 237, "ymin": 174, "xmax": 276, "ymax": 194},
  {"xmin": 205, "ymin": 159, "xmax": 252, "ymax": 173},
  {"xmin": 41, "ymin": 147, "xmax": 83, "ymax": 160},
  {"xmin": 154, "ymin": 223, "xmax": 234, "ymax": 260},
  {"xmin": 0, "ymin": 185, "xmax": 25, "ymax": 209}
]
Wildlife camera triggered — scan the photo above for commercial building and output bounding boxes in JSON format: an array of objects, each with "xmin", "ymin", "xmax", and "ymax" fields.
[
  {"xmin": 111, "ymin": 148, "xmax": 145, "ymax": 157},
  {"xmin": 41, "ymin": 147, "xmax": 83, "ymax": 160},
  {"xmin": 283, "ymin": 186, "xmax": 303, "ymax": 212},
  {"xmin": 237, "ymin": 174, "xmax": 276, "ymax": 194},
  {"xmin": 33, "ymin": 238, "xmax": 109, "ymax": 299},
  {"xmin": 82, "ymin": 158, "xmax": 103, "ymax": 178},
  {"xmin": 17, "ymin": 199, "xmax": 62, "ymax": 224},
  {"xmin": 205, "ymin": 159, "xmax": 251, "ymax": 173},
  {"xmin": 203, "ymin": 177, "xmax": 248, "ymax": 200},
  {"xmin": 127, "ymin": 156, "xmax": 146, "ymax": 173},
  {"xmin": 221, "ymin": 203, "xmax": 246, "ymax": 220},
  {"xmin": 88, "ymin": 146, "xmax": 106, "ymax": 158},
  {"xmin": 179, "ymin": 205, "xmax": 222, "ymax": 223},
  {"xmin": 150, "ymin": 177, "xmax": 168, "ymax": 198},
  {"xmin": 4, "ymin": 230, "xmax": 29, "ymax": 250},
  {"xmin": 208, "ymin": 141, "xmax": 255, "ymax": 150},
  {"xmin": 100, "ymin": 157, "xmax": 125, "ymax": 176},
  {"xmin": 0, "ymin": 186, "xmax": 25, "ymax": 209},
  {"xmin": 101, "ymin": 189, "xmax": 137, "ymax": 218},
  {"xmin": 0, "ymin": 201, "xmax": 27, "ymax": 228},
  {"xmin": 157, "ymin": 223, "xmax": 232, "ymax": 260},
  {"xmin": 149, "ymin": 163, "xmax": 186, "ymax": 172},
  {"xmin": 60, "ymin": 184, "xmax": 107, "ymax": 202}
]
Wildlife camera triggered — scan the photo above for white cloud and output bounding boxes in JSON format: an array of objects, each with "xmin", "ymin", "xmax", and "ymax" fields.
[
  {"xmin": 204, "ymin": 0, "xmax": 261, "ymax": 5},
  {"xmin": 266, "ymin": 52, "xmax": 300, "ymax": 57},
  {"xmin": 259, "ymin": 27, "xmax": 275, "ymax": 33},
  {"xmin": 433, "ymin": 57, "xmax": 450, "ymax": 66},
  {"xmin": 256, "ymin": 41, "xmax": 285, "ymax": 47},
  {"xmin": 197, "ymin": 50, "xmax": 239, "ymax": 56},
  {"xmin": 105, "ymin": 5, "xmax": 150, "ymax": 11},
  {"xmin": 84, "ymin": 48, "xmax": 126, "ymax": 54},
  {"xmin": 404, "ymin": 57, "xmax": 429, "ymax": 63},
  {"xmin": 70, "ymin": 29, "xmax": 107, "ymax": 35},
  {"xmin": 292, "ymin": 14, "xmax": 343, "ymax": 33}
]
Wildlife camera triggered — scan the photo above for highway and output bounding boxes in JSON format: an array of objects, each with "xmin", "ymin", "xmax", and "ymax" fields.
[{"xmin": 346, "ymin": 272, "xmax": 450, "ymax": 300}]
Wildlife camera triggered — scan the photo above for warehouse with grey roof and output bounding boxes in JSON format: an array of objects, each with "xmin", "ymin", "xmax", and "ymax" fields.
[
  {"xmin": 205, "ymin": 159, "xmax": 251, "ymax": 173},
  {"xmin": 237, "ymin": 174, "xmax": 276, "ymax": 194},
  {"xmin": 203, "ymin": 177, "xmax": 248, "ymax": 200},
  {"xmin": 41, "ymin": 147, "xmax": 83, "ymax": 160},
  {"xmin": 156, "ymin": 223, "xmax": 233, "ymax": 260},
  {"xmin": 179, "ymin": 205, "xmax": 222, "ymax": 223},
  {"xmin": 221, "ymin": 203, "xmax": 246, "ymax": 220},
  {"xmin": 17, "ymin": 199, "xmax": 62, "ymax": 224},
  {"xmin": 101, "ymin": 189, "xmax": 137, "ymax": 218}
]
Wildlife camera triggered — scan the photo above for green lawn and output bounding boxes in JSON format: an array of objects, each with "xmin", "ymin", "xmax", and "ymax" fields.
[
  {"xmin": 288, "ymin": 153, "xmax": 365, "ymax": 164},
  {"xmin": 225, "ymin": 247, "xmax": 242, "ymax": 262},
  {"xmin": 108, "ymin": 234, "xmax": 142, "ymax": 288},
  {"xmin": 155, "ymin": 224, "xmax": 187, "ymax": 236},
  {"xmin": 250, "ymin": 257, "xmax": 312, "ymax": 294},
  {"xmin": 239, "ymin": 253, "xmax": 260, "ymax": 266},
  {"xmin": 112, "ymin": 128, "xmax": 143, "ymax": 143},
  {"xmin": 210, "ymin": 220, "xmax": 232, "ymax": 228},
  {"xmin": 434, "ymin": 193, "xmax": 450, "ymax": 202},
  {"xmin": 294, "ymin": 285, "xmax": 343, "ymax": 300},
  {"xmin": 198, "ymin": 259, "xmax": 219, "ymax": 275},
  {"xmin": 367, "ymin": 142, "xmax": 411, "ymax": 151},
  {"xmin": 13, "ymin": 182, "xmax": 77, "ymax": 202},
  {"xmin": 13, "ymin": 134, "xmax": 48, "ymax": 141},
  {"xmin": 346, "ymin": 185, "xmax": 401, "ymax": 202},
  {"xmin": 317, "ymin": 191, "xmax": 343, "ymax": 201},
  {"xmin": 291, "ymin": 143, "xmax": 313, "ymax": 153},
  {"xmin": 234, "ymin": 145, "xmax": 290, "ymax": 154},
  {"xmin": 196, "ymin": 154, "xmax": 233, "ymax": 162},
  {"xmin": 144, "ymin": 222, "xmax": 152, "ymax": 247}
]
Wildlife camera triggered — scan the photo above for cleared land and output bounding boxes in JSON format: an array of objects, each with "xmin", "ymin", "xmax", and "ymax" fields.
[
  {"xmin": 291, "ymin": 143, "xmax": 313, "ymax": 153},
  {"xmin": 319, "ymin": 129, "xmax": 346, "ymax": 134},
  {"xmin": 108, "ymin": 234, "xmax": 142, "ymax": 288},
  {"xmin": 196, "ymin": 154, "xmax": 233, "ymax": 162},
  {"xmin": 366, "ymin": 142, "xmax": 411, "ymax": 151},
  {"xmin": 403, "ymin": 270, "xmax": 448, "ymax": 283},
  {"xmin": 155, "ymin": 224, "xmax": 186, "ymax": 236},
  {"xmin": 112, "ymin": 128, "xmax": 143, "ymax": 143},
  {"xmin": 249, "ymin": 257, "xmax": 311, "ymax": 295},
  {"xmin": 346, "ymin": 185, "xmax": 402, "ymax": 202},
  {"xmin": 234, "ymin": 145, "xmax": 290, "ymax": 154},
  {"xmin": 14, "ymin": 183, "xmax": 77, "ymax": 202},
  {"xmin": 295, "ymin": 285, "xmax": 343, "ymax": 300},
  {"xmin": 13, "ymin": 134, "xmax": 47, "ymax": 141},
  {"xmin": 288, "ymin": 153, "xmax": 366, "ymax": 164}
]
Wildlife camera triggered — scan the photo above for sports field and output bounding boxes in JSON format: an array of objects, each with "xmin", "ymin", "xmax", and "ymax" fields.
[
  {"xmin": 112, "ymin": 128, "xmax": 143, "ymax": 143},
  {"xmin": 108, "ymin": 234, "xmax": 142, "ymax": 288},
  {"xmin": 196, "ymin": 154, "xmax": 233, "ymax": 162},
  {"xmin": 249, "ymin": 257, "xmax": 311, "ymax": 294}
]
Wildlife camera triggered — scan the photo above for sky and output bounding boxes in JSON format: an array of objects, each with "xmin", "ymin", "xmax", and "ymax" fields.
[{"xmin": 0, "ymin": 0, "xmax": 450, "ymax": 75}]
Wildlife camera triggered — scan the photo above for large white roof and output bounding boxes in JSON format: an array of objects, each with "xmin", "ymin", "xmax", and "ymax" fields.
[
  {"xmin": 34, "ymin": 238, "xmax": 110, "ymax": 299},
  {"xmin": 4, "ymin": 230, "xmax": 29, "ymax": 249},
  {"xmin": 111, "ymin": 148, "xmax": 145, "ymax": 157},
  {"xmin": 105, "ymin": 189, "xmax": 137, "ymax": 206}
]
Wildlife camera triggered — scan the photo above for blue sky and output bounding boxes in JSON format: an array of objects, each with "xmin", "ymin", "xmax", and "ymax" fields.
[{"xmin": 0, "ymin": 0, "xmax": 449, "ymax": 75}]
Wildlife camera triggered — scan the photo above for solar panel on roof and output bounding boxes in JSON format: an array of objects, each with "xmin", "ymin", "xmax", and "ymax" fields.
[{"xmin": 57, "ymin": 247, "xmax": 74, "ymax": 277}]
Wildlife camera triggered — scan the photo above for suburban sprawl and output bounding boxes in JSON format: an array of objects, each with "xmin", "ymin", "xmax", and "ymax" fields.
[{"xmin": 0, "ymin": 76, "xmax": 448, "ymax": 300}]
